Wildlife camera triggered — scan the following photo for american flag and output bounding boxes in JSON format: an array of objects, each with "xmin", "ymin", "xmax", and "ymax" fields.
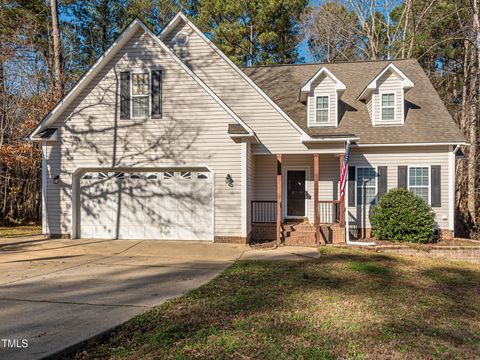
[{"xmin": 339, "ymin": 142, "xmax": 351, "ymax": 200}]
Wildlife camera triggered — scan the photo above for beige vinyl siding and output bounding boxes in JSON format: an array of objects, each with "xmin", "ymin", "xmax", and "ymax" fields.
[
  {"xmin": 308, "ymin": 74, "xmax": 337, "ymax": 126},
  {"xmin": 372, "ymin": 71, "xmax": 404, "ymax": 125},
  {"xmin": 348, "ymin": 146, "xmax": 450, "ymax": 231},
  {"xmin": 45, "ymin": 29, "xmax": 243, "ymax": 237},
  {"xmin": 252, "ymin": 154, "xmax": 340, "ymax": 223},
  {"xmin": 366, "ymin": 96, "xmax": 373, "ymax": 120},
  {"xmin": 246, "ymin": 142, "xmax": 255, "ymax": 235},
  {"xmin": 164, "ymin": 20, "xmax": 308, "ymax": 154}
]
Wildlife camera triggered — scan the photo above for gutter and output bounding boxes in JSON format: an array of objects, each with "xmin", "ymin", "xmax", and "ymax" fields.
[{"xmin": 301, "ymin": 136, "xmax": 359, "ymax": 143}]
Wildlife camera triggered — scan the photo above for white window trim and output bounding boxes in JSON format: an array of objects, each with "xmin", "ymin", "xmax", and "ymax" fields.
[
  {"xmin": 130, "ymin": 70, "xmax": 151, "ymax": 119},
  {"xmin": 355, "ymin": 166, "xmax": 378, "ymax": 207},
  {"xmin": 380, "ymin": 91, "xmax": 396, "ymax": 122},
  {"xmin": 407, "ymin": 165, "xmax": 431, "ymax": 205},
  {"xmin": 372, "ymin": 90, "xmax": 404, "ymax": 126},
  {"xmin": 308, "ymin": 93, "xmax": 337, "ymax": 127}
]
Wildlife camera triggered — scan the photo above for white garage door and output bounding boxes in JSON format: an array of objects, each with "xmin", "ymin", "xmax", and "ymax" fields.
[{"xmin": 80, "ymin": 170, "xmax": 213, "ymax": 240}]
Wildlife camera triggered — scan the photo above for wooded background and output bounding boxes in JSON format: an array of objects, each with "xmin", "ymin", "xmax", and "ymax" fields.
[{"xmin": 0, "ymin": 0, "xmax": 478, "ymax": 238}]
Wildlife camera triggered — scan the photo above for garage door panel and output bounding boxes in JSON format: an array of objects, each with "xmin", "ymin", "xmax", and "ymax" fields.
[{"xmin": 80, "ymin": 170, "xmax": 213, "ymax": 240}]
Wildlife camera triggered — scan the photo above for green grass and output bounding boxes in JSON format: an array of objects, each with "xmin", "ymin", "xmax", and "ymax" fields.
[
  {"xmin": 0, "ymin": 225, "xmax": 41, "ymax": 238},
  {"xmin": 74, "ymin": 247, "xmax": 480, "ymax": 359}
]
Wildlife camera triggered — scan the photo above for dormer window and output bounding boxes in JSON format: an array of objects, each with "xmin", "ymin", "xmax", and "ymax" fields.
[
  {"xmin": 358, "ymin": 63, "xmax": 414, "ymax": 126},
  {"xmin": 381, "ymin": 93, "xmax": 395, "ymax": 121},
  {"xmin": 300, "ymin": 67, "xmax": 346, "ymax": 128},
  {"xmin": 315, "ymin": 95, "xmax": 330, "ymax": 124}
]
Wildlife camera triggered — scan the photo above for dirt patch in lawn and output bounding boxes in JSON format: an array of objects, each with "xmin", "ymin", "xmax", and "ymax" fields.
[{"xmin": 71, "ymin": 247, "xmax": 480, "ymax": 360}]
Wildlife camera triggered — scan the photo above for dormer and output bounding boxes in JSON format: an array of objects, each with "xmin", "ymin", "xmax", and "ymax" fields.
[
  {"xmin": 358, "ymin": 63, "xmax": 414, "ymax": 126},
  {"xmin": 300, "ymin": 67, "xmax": 346, "ymax": 128}
]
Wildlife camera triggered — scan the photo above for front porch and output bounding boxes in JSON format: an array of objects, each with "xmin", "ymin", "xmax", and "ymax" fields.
[{"xmin": 248, "ymin": 153, "xmax": 346, "ymax": 245}]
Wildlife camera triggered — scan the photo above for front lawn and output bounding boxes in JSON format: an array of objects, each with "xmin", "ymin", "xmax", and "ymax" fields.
[
  {"xmin": 0, "ymin": 225, "xmax": 41, "ymax": 238},
  {"xmin": 75, "ymin": 247, "xmax": 480, "ymax": 359}
]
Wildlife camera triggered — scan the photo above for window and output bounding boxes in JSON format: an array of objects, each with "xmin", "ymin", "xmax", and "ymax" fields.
[
  {"xmin": 315, "ymin": 96, "xmax": 330, "ymax": 123},
  {"xmin": 356, "ymin": 167, "xmax": 377, "ymax": 205},
  {"xmin": 164, "ymin": 171, "xmax": 174, "ymax": 180},
  {"xmin": 409, "ymin": 167, "xmax": 429, "ymax": 203},
  {"xmin": 381, "ymin": 93, "xmax": 395, "ymax": 121},
  {"xmin": 131, "ymin": 73, "xmax": 149, "ymax": 118},
  {"xmin": 180, "ymin": 171, "xmax": 192, "ymax": 180}
]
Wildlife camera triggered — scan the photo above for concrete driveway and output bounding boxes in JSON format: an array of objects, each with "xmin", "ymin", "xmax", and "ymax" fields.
[{"xmin": 0, "ymin": 236, "xmax": 244, "ymax": 360}]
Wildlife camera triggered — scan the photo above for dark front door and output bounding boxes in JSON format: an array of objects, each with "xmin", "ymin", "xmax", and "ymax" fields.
[{"xmin": 287, "ymin": 170, "xmax": 306, "ymax": 217}]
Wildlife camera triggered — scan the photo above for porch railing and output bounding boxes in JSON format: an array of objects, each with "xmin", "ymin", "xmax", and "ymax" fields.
[
  {"xmin": 318, "ymin": 200, "xmax": 340, "ymax": 224},
  {"xmin": 251, "ymin": 200, "xmax": 277, "ymax": 223}
]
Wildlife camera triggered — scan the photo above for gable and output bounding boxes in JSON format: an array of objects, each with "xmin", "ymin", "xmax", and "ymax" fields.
[
  {"xmin": 160, "ymin": 16, "xmax": 310, "ymax": 154},
  {"xmin": 307, "ymin": 74, "xmax": 338, "ymax": 127},
  {"xmin": 30, "ymin": 20, "xmax": 252, "ymax": 141},
  {"xmin": 45, "ymin": 28, "xmax": 257, "ymax": 169}
]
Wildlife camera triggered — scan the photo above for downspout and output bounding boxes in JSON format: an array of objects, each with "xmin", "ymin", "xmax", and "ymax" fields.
[{"xmin": 344, "ymin": 140, "xmax": 375, "ymax": 246}]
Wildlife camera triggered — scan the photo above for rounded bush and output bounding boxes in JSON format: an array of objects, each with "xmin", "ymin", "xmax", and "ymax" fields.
[{"xmin": 370, "ymin": 188, "xmax": 435, "ymax": 243}]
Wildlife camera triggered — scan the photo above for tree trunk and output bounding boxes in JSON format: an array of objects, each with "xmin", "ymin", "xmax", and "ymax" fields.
[
  {"xmin": 468, "ymin": 0, "xmax": 480, "ymax": 228},
  {"xmin": 50, "ymin": 0, "xmax": 63, "ymax": 99}
]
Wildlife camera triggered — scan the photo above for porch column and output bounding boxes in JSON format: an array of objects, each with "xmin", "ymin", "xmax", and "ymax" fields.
[
  {"xmin": 339, "ymin": 153, "xmax": 345, "ymax": 227},
  {"xmin": 313, "ymin": 154, "xmax": 319, "ymax": 242},
  {"xmin": 276, "ymin": 154, "xmax": 283, "ymax": 245}
]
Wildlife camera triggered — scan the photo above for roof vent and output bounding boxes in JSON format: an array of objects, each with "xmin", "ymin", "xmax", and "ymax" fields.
[{"xmin": 174, "ymin": 32, "xmax": 189, "ymax": 46}]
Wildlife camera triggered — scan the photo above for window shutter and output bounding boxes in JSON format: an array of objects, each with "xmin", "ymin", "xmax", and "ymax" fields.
[
  {"xmin": 120, "ymin": 71, "xmax": 130, "ymax": 119},
  {"xmin": 398, "ymin": 166, "xmax": 407, "ymax": 188},
  {"xmin": 431, "ymin": 165, "xmax": 441, "ymax": 207},
  {"xmin": 378, "ymin": 166, "xmax": 388, "ymax": 198},
  {"xmin": 348, "ymin": 166, "xmax": 356, "ymax": 207},
  {"xmin": 151, "ymin": 70, "xmax": 162, "ymax": 118}
]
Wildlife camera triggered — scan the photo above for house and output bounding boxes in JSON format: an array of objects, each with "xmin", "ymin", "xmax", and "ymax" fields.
[{"xmin": 29, "ymin": 12, "xmax": 466, "ymax": 245}]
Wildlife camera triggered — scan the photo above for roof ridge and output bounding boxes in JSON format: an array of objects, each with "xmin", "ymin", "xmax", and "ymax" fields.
[{"xmin": 242, "ymin": 58, "xmax": 413, "ymax": 69}]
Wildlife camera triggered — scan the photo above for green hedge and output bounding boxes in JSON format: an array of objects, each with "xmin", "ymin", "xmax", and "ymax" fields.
[{"xmin": 370, "ymin": 188, "xmax": 436, "ymax": 243}]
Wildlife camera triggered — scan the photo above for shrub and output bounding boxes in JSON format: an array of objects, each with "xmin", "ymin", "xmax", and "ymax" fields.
[{"xmin": 370, "ymin": 188, "xmax": 435, "ymax": 243}]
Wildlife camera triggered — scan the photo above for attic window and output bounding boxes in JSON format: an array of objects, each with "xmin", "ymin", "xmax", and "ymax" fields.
[{"xmin": 381, "ymin": 93, "xmax": 395, "ymax": 121}]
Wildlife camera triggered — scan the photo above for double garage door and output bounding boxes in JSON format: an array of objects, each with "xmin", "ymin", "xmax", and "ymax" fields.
[{"xmin": 80, "ymin": 169, "xmax": 213, "ymax": 240}]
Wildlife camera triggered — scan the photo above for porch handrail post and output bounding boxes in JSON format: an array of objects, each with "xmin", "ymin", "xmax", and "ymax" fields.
[
  {"xmin": 276, "ymin": 154, "xmax": 283, "ymax": 245},
  {"xmin": 339, "ymin": 153, "xmax": 346, "ymax": 227},
  {"xmin": 313, "ymin": 154, "xmax": 319, "ymax": 243}
]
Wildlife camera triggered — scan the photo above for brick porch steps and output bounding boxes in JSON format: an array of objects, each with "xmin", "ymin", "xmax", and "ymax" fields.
[{"xmin": 282, "ymin": 221, "xmax": 317, "ymax": 246}]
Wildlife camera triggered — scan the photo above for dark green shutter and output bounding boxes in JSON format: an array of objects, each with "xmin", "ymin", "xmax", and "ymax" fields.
[
  {"xmin": 378, "ymin": 166, "xmax": 388, "ymax": 198},
  {"xmin": 151, "ymin": 70, "xmax": 162, "ymax": 118},
  {"xmin": 431, "ymin": 165, "xmax": 441, "ymax": 207},
  {"xmin": 348, "ymin": 166, "xmax": 356, "ymax": 207},
  {"xmin": 398, "ymin": 166, "xmax": 408, "ymax": 188},
  {"xmin": 120, "ymin": 71, "xmax": 130, "ymax": 119}
]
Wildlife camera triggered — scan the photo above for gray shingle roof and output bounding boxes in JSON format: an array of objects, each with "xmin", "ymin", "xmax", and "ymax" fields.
[
  {"xmin": 228, "ymin": 123, "xmax": 250, "ymax": 135},
  {"xmin": 242, "ymin": 59, "xmax": 465, "ymax": 144}
]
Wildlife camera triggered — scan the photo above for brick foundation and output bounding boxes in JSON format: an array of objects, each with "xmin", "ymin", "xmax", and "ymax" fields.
[
  {"xmin": 214, "ymin": 236, "xmax": 247, "ymax": 244},
  {"xmin": 250, "ymin": 223, "xmax": 276, "ymax": 242},
  {"xmin": 331, "ymin": 225, "xmax": 346, "ymax": 244},
  {"xmin": 50, "ymin": 233, "xmax": 71, "ymax": 239},
  {"xmin": 352, "ymin": 228, "xmax": 453, "ymax": 241},
  {"xmin": 439, "ymin": 229, "xmax": 453, "ymax": 240}
]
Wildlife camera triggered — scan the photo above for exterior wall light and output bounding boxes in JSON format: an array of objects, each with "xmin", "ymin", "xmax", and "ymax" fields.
[
  {"xmin": 225, "ymin": 174, "xmax": 234, "ymax": 187},
  {"xmin": 53, "ymin": 175, "xmax": 60, "ymax": 184}
]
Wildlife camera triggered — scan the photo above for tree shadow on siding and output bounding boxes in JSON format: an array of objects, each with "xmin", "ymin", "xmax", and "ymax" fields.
[{"xmin": 47, "ymin": 52, "xmax": 228, "ymax": 240}]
